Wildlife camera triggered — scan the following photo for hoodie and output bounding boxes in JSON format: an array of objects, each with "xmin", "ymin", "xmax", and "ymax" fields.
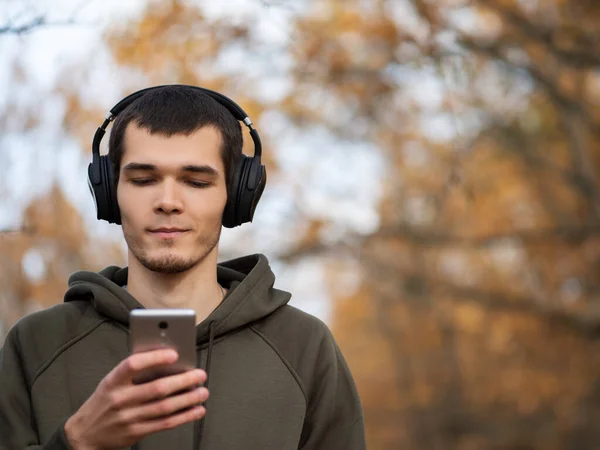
[{"xmin": 0, "ymin": 254, "xmax": 366, "ymax": 450}]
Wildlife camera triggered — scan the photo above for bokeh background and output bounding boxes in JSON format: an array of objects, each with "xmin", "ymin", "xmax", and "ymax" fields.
[{"xmin": 2, "ymin": 0, "xmax": 600, "ymax": 448}]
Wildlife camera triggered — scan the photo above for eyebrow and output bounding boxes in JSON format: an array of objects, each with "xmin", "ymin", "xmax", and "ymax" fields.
[{"xmin": 122, "ymin": 162, "xmax": 219, "ymax": 177}]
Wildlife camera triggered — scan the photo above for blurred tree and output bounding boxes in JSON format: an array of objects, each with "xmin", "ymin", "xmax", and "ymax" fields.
[
  {"xmin": 0, "ymin": 185, "xmax": 124, "ymax": 334},
  {"xmin": 279, "ymin": 0, "xmax": 600, "ymax": 448}
]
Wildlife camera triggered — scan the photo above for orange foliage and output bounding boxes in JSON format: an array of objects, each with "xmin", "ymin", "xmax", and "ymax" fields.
[{"xmin": 283, "ymin": 0, "xmax": 600, "ymax": 448}]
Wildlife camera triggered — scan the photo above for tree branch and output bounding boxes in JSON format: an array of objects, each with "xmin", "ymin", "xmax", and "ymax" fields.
[
  {"xmin": 276, "ymin": 223, "xmax": 600, "ymax": 264},
  {"xmin": 0, "ymin": 16, "xmax": 78, "ymax": 35},
  {"xmin": 367, "ymin": 258, "xmax": 600, "ymax": 337},
  {"xmin": 372, "ymin": 223, "xmax": 600, "ymax": 246},
  {"xmin": 435, "ymin": 279, "xmax": 600, "ymax": 337},
  {"xmin": 0, "ymin": 0, "xmax": 92, "ymax": 36},
  {"xmin": 482, "ymin": 0, "xmax": 600, "ymax": 69},
  {"xmin": 0, "ymin": 226, "xmax": 35, "ymax": 236},
  {"xmin": 454, "ymin": 34, "xmax": 600, "ymax": 138},
  {"xmin": 558, "ymin": 105, "xmax": 600, "ymax": 220}
]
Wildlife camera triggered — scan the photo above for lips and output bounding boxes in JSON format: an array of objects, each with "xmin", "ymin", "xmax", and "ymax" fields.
[{"xmin": 148, "ymin": 228, "xmax": 190, "ymax": 239}]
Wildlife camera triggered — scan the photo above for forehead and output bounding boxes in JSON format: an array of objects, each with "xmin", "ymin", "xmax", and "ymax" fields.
[{"xmin": 121, "ymin": 124, "xmax": 223, "ymax": 168}]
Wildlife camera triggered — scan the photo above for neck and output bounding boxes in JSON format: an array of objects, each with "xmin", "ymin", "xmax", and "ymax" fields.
[{"xmin": 125, "ymin": 248, "xmax": 225, "ymax": 324}]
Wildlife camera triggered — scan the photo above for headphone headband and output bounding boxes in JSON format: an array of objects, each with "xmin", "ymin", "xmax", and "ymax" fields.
[{"xmin": 92, "ymin": 84, "xmax": 261, "ymax": 160}]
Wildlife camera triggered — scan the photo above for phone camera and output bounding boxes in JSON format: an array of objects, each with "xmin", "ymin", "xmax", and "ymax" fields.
[{"xmin": 158, "ymin": 321, "xmax": 168, "ymax": 330}]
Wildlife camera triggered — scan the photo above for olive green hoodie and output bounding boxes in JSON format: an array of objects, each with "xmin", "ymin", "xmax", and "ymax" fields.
[{"xmin": 0, "ymin": 254, "xmax": 365, "ymax": 450}]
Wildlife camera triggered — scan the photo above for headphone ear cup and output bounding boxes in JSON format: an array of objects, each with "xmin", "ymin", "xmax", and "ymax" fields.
[
  {"xmin": 88, "ymin": 156, "xmax": 121, "ymax": 224},
  {"xmin": 239, "ymin": 161, "xmax": 266, "ymax": 224},
  {"xmin": 87, "ymin": 162, "xmax": 103, "ymax": 221},
  {"xmin": 222, "ymin": 155, "xmax": 247, "ymax": 228},
  {"xmin": 222, "ymin": 155, "xmax": 267, "ymax": 228},
  {"xmin": 103, "ymin": 156, "xmax": 122, "ymax": 225},
  {"xmin": 88, "ymin": 160, "xmax": 110, "ymax": 223}
]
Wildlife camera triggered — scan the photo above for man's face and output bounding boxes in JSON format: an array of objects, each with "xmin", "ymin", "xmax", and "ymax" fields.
[{"xmin": 116, "ymin": 124, "xmax": 228, "ymax": 274}]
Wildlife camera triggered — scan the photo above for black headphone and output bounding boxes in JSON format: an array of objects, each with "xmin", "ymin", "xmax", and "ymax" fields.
[{"xmin": 87, "ymin": 84, "xmax": 267, "ymax": 228}]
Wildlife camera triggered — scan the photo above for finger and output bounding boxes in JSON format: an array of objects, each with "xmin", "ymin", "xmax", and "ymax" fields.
[
  {"xmin": 104, "ymin": 369, "xmax": 206, "ymax": 412},
  {"xmin": 129, "ymin": 369, "xmax": 206, "ymax": 405},
  {"xmin": 129, "ymin": 405, "xmax": 206, "ymax": 439},
  {"xmin": 107, "ymin": 349, "xmax": 179, "ymax": 387},
  {"xmin": 126, "ymin": 386, "xmax": 209, "ymax": 422}
]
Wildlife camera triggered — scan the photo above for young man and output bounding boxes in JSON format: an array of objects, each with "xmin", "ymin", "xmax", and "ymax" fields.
[{"xmin": 0, "ymin": 85, "xmax": 366, "ymax": 450}]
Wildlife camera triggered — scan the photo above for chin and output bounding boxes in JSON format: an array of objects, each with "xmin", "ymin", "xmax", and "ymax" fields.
[
  {"xmin": 149, "ymin": 249, "xmax": 192, "ymax": 263},
  {"xmin": 140, "ymin": 253, "xmax": 199, "ymax": 274}
]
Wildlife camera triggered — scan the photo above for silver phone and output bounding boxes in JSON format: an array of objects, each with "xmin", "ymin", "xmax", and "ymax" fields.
[{"xmin": 129, "ymin": 309, "xmax": 197, "ymax": 384}]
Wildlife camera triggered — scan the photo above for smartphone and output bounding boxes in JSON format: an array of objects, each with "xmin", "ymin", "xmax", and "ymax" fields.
[{"xmin": 129, "ymin": 309, "xmax": 197, "ymax": 385}]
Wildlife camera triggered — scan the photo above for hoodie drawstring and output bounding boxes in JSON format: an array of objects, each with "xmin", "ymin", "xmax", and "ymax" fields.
[{"xmin": 194, "ymin": 320, "xmax": 217, "ymax": 449}]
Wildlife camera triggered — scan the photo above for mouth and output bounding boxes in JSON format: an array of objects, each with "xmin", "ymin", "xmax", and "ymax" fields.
[{"xmin": 147, "ymin": 228, "xmax": 190, "ymax": 239}]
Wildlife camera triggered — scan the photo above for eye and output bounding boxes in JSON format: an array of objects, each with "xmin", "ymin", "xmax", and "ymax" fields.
[
  {"xmin": 187, "ymin": 181, "xmax": 210, "ymax": 188},
  {"xmin": 130, "ymin": 179, "xmax": 155, "ymax": 186}
]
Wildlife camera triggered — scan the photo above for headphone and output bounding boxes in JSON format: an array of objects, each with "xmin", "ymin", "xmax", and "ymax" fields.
[{"xmin": 87, "ymin": 84, "xmax": 267, "ymax": 228}]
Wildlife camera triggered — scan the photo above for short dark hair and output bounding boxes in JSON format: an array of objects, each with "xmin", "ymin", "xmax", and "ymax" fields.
[{"xmin": 108, "ymin": 85, "xmax": 242, "ymax": 191}]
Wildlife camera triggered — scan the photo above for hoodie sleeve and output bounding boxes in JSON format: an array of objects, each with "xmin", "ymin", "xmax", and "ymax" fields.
[
  {"xmin": 298, "ymin": 329, "xmax": 366, "ymax": 450},
  {"xmin": 0, "ymin": 326, "xmax": 73, "ymax": 450}
]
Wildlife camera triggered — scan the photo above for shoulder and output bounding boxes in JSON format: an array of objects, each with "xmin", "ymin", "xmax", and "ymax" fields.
[
  {"xmin": 8, "ymin": 300, "xmax": 101, "ymax": 340},
  {"xmin": 2, "ymin": 301, "xmax": 107, "ymax": 385},
  {"xmin": 253, "ymin": 304, "xmax": 334, "ymax": 349},
  {"xmin": 251, "ymin": 305, "xmax": 341, "ymax": 394}
]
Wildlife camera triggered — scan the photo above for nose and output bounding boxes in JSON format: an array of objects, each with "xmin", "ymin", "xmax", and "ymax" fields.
[{"xmin": 154, "ymin": 179, "xmax": 183, "ymax": 215}]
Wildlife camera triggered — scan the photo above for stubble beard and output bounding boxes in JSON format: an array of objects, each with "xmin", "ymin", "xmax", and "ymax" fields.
[{"xmin": 124, "ymin": 226, "xmax": 222, "ymax": 274}]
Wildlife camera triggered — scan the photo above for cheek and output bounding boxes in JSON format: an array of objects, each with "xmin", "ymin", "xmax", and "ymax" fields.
[
  {"xmin": 202, "ymin": 189, "xmax": 227, "ymax": 210},
  {"xmin": 191, "ymin": 192, "xmax": 227, "ymax": 224},
  {"xmin": 218, "ymin": 189, "xmax": 228, "ymax": 210},
  {"xmin": 217, "ymin": 191, "xmax": 229, "ymax": 216},
  {"xmin": 117, "ymin": 185, "xmax": 140, "ymax": 223},
  {"xmin": 116, "ymin": 185, "xmax": 128, "ymax": 217}
]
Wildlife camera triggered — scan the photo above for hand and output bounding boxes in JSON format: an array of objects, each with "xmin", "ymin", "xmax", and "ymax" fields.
[{"xmin": 64, "ymin": 349, "xmax": 208, "ymax": 450}]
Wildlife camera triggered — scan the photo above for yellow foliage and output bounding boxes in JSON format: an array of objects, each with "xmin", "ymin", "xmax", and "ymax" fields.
[{"xmin": 453, "ymin": 303, "xmax": 485, "ymax": 334}]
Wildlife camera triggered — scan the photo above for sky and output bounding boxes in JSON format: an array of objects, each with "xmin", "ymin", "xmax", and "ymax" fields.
[{"xmin": 0, "ymin": 0, "xmax": 387, "ymax": 324}]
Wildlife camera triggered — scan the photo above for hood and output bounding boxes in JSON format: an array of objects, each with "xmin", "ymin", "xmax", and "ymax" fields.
[{"xmin": 63, "ymin": 254, "xmax": 291, "ymax": 344}]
